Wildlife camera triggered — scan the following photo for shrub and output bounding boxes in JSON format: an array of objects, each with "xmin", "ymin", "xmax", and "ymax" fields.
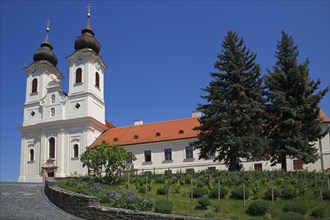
[
  {"xmin": 209, "ymin": 186, "xmax": 228, "ymax": 199},
  {"xmin": 196, "ymin": 180, "xmax": 207, "ymax": 187},
  {"xmin": 154, "ymin": 200, "xmax": 173, "ymax": 214},
  {"xmin": 197, "ymin": 196, "xmax": 211, "ymax": 210},
  {"xmin": 281, "ymin": 188, "xmax": 296, "ymax": 199},
  {"xmin": 185, "ymin": 174, "xmax": 193, "ymax": 184},
  {"xmin": 230, "ymin": 185, "xmax": 250, "ymax": 199},
  {"xmin": 155, "ymin": 176, "xmax": 165, "ymax": 184},
  {"xmin": 156, "ymin": 187, "xmax": 167, "ymax": 195},
  {"xmin": 246, "ymin": 200, "xmax": 269, "ymax": 216},
  {"xmin": 191, "ymin": 187, "xmax": 205, "ymax": 198},
  {"xmin": 138, "ymin": 186, "xmax": 147, "ymax": 194},
  {"xmin": 264, "ymin": 188, "xmax": 280, "ymax": 200},
  {"xmin": 321, "ymin": 189, "xmax": 330, "ymax": 200},
  {"xmin": 310, "ymin": 206, "xmax": 326, "ymax": 218},
  {"xmin": 274, "ymin": 212, "xmax": 304, "ymax": 220},
  {"xmin": 282, "ymin": 203, "xmax": 308, "ymax": 215}
]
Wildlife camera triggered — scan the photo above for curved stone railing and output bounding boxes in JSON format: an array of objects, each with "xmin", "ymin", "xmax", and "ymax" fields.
[{"xmin": 44, "ymin": 178, "xmax": 220, "ymax": 220}]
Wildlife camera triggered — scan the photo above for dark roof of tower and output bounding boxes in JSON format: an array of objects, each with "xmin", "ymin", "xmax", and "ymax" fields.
[
  {"xmin": 33, "ymin": 30, "xmax": 58, "ymax": 66},
  {"xmin": 74, "ymin": 16, "xmax": 100, "ymax": 55}
]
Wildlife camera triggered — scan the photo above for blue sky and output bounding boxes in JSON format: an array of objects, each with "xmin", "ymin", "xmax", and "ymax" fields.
[{"xmin": 0, "ymin": 1, "xmax": 329, "ymax": 181}]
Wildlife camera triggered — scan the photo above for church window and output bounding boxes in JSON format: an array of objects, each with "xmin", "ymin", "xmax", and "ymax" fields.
[
  {"xmin": 144, "ymin": 150, "xmax": 151, "ymax": 162},
  {"xmin": 50, "ymin": 107, "xmax": 55, "ymax": 117},
  {"xmin": 95, "ymin": 72, "xmax": 100, "ymax": 88},
  {"xmin": 51, "ymin": 94, "xmax": 55, "ymax": 103},
  {"xmin": 133, "ymin": 135, "xmax": 139, "ymax": 140},
  {"xmin": 75, "ymin": 68, "xmax": 82, "ymax": 84},
  {"xmin": 164, "ymin": 148, "xmax": 172, "ymax": 161},
  {"xmin": 49, "ymin": 137, "xmax": 55, "ymax": 159},
  {"xmin": 32, "ymin": 78, "xmax": 38, "ymax": 93},
  {"xmin": 155, "ymin": 132, "xmax": 161, "ymax": 137},
  {"xmin": 185, "ymin": 146, "xmax": 193, "ymax": 159},
  {"xmin": 74, "ymin": 103, "xmax": 81, "ymax": 109},
  {"xmin": 178, "ymin": 130, "xmax": 184, "ymax": 134},
  {"xmin": 29, "ymin": 149, "xmax": 34, "ymax": 162},
  {"xmin": 73, "ymin": 144, "xmax": 79, "ymax": 158},
  {"xmin": 207, "ymin": 149, "xmax": 215, "ymax": 159},
  {"xmin": 30, "ymin": 111, "xmax": 35, "ymax": 117}
]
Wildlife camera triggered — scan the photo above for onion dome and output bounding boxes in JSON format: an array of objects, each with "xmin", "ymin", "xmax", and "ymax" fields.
[
  {"xmin": 74, "ymin": 4, "xmax": 100, "ymax": 55},
  {"xmin": 33, "ymin": 21, "xmax": 58, "ymax": 66}
]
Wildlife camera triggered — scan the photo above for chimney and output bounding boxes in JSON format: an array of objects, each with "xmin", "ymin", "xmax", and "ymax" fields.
[
  {"xmin": 192, "ymin": 111, "xmax": 202, "ymax": 118},
  {"xmin": 134, "ymin": 120, "xmax": 143, "ymax": 126}
]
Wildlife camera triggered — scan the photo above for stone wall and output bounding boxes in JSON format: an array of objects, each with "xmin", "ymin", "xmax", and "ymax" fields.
[{"xmin": 44, "ymin": 179, "xmax": 220, "ymax": 220}]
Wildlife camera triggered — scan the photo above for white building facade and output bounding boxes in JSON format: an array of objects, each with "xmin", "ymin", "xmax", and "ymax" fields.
[{"xmin": 18, "ymin": 12, "xmax": 330, "ymax": 183}]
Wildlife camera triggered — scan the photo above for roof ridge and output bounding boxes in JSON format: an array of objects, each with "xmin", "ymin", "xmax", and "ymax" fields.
[{"xmin": 109, "ymin": 117, "xmax": 199, "ymax": 130}]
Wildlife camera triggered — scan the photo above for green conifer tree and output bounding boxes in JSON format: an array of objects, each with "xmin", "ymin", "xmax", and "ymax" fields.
[
  {"xmin": 192, "ymin": 31, "xmax": 267, "ymax": 171},
  {"xmin": 265, "ymin": 32, "xmax": 328, "ymax": 171}
]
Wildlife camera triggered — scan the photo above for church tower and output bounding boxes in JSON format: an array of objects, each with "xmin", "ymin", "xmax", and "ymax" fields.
[{"xmin": 18, "ymin": 5, "xmax": 108, "ymax": 182}]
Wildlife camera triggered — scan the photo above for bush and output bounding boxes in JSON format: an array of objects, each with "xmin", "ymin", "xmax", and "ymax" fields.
[
  {"xmin": 209, "ymin": 186, "xmax": 228, "ymax": 199},
  {"xmin": 138, "ymin": 186, "xmax": 147, "ymax": 194},
  {"xmin": 264, "ymin": 188, "xmax": 280, "ymax": 200},
  {"xmin": 154, "ymin": 200, "xmax": 173, "ymax": 214},
  {"xmin": 197, "ymin": 196, "xmax": 211, "ymax": 210},
  {"xmin": 196, "ymin": 180, "xmax": 207, "ymax": 187},
  {"xmin": 185, "ymin": 174, "xmax": 193, "ymax": 184},
  {"xmin": 310, "ymin": 206, "xmax": 326, "ymax": 218},
  {"xmin": 246, "ymin": 200, "xmax": 269, "ymax": 216},
  {"xmin": 282, "ymin": 203, "xmax": 308, "ymax": 215},
  {"xmin": 274, "ymin": 212, "xmax": 304, "ymax": 220},
  {"xmin": 321, "ymin": 189, "xmax": 330, "ymax": 200},
  {"xmin": 155, "ymin": 176, "xmax": 165, "ymax": 184},
  {"xmin": 281, "ymin": 188, "xmax": 296, "ymax": 199},
  {"xmin": 230, "ymin": 185, "xmax": 250, "ymax": 199},
  {"xmin": 191, "ymin": 187, "xmax": 205, "ymax": 198},
  {"xmin": 156, "ymin": 187, "xmax": 167, "ymax": 195}
]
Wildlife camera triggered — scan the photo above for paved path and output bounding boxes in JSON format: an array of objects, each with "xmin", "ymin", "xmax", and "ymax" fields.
[{"xmin": 0, "ymin": 183, "xmax": 83, "ymax": 220}]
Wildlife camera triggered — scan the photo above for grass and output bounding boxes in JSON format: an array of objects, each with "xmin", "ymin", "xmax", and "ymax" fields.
[{"xmin": 58, "ymin": 171, "xmax": 330, "ymax": 220}]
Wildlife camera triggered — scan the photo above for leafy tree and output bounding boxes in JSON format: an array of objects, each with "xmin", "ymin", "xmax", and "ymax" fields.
[
  {"xmin": 265, "ymin": 31, "xmax": 328, "ymax": 170},
  {"xmin": 192, "ymin": 31, "xmax": 267, "ymax": 171},
  {"xmin": 81, "ymin": 141, "xmax": 136, "ymax": 182}
]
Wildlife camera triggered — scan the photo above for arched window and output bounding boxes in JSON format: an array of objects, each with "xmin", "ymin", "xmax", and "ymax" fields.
[
  {"xmin": 29, "ymin": 149, "xmax": 34, "ymax": 161},
  {"xmin": 49, "ymin": 137, "xmax": 55, "ymax": 158},
  {"xmin": 50, "ymin": 107, "xmax": 55, "ymax": 117},
  {"xmin": 95, "ymin": 72, "xmax": 100, "ymax": 88},
  {"xmin": 73, "ymin": 144, "xmax": 79, "ymax": 158},
  {"xmin": 75, "ymin": 68, "xmax": 82, "ymax": 84},
  {"xmin": 51, "ymin": 94, "xmax": 55, "ymax": 103},
  {"xmin": 32, "ymin": 78, "xmax": 38, "ymax": 93}
]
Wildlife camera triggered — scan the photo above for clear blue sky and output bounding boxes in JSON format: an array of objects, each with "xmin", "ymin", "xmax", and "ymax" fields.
[{"xmin": 1, "ymin": 1, "xmax": 329, "ymax": 182}]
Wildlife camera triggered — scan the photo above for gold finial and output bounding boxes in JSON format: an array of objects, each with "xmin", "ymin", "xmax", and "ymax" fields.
[{"xmin": 87, "ymin": 2, "xmax": 92, "ymax": 18}]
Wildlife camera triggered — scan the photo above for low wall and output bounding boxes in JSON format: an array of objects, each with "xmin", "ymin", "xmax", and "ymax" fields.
[{"xmin": 44, "ymin": 179, "xmax": 220, "ymax": 220}]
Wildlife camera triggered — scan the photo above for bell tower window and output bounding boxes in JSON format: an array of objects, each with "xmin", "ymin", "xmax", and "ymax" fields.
[
  {"xmin": 49, "ymin": 137, "xmax": 55, "ymax": 159},
  {"xmin": 32, "ymin": 78, "xmax": 38, "ymax": 93},
  {"xmin": 29, "ymin": 149, "xmax": 34, "ymax": 162},
  {"xmin": 75, "ymin": 68, "xmax": 82, "ymax": 84},
  {"xmin": 95, "ymin": 72, "xmax": 100, "ymax": 89},
  {"xmin": 73, "ymin": 144, "xmax": 79, "ymax": 158}
]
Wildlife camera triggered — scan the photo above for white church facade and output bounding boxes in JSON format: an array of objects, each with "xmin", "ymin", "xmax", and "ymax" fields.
[{"xmin": 18, "ymin": 11, "xmax": 330, "ymax": 182}]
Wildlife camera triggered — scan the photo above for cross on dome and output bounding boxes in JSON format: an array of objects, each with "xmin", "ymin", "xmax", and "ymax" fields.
[
  {"xmin": 87, "ymin": 2, "xmax": 92, "ymax": 18},
  {"xmin": 46, "ymin": 19, "xmax": 51, "ymax": 32}
]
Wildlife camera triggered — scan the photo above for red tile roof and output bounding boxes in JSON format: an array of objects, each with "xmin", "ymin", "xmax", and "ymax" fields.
[
  {"xmin": 94, "ymin": 117, "xmax": 200, "ymax": 146},
  {"xmin": 95, "ymin": 110, "xmax": 329, "ymax": 147},
  {"xmin": 320, "ymin": 109, "xmax": 330, "ymax": 123}
]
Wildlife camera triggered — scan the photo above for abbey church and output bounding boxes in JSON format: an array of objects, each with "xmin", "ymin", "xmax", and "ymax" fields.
[{"xmin": 18, "ymin": 9, "xmax": 330, "ymax": 182}]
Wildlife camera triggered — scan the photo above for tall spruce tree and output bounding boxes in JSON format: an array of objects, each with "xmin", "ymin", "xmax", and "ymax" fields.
[
  {"xmin": 192, "ymin": 31, "xmax": 267, "ymax": 171},
  {"xmin": 265, "ymin": 31, "xmax": 328, "ymax": 171}
]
